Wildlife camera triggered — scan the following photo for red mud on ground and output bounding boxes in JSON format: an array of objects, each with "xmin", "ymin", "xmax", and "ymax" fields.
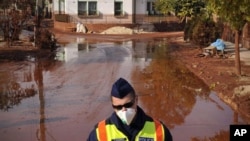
[
  {"xmin": 53, "ymin": 30, "xmax": 250, "ymax": 119},
  {"xmin": 1, "ymin": 31, "xmax": 250, "ymax": 141}
]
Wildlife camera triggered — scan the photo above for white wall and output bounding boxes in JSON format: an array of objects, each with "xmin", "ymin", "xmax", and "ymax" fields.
[
  {"xmin": 53, "ymin": 0, "xmax": 138, "ymax": 15},
  {"xmin": 95, "ymin": 0, "xmax": 134, "ymax": 15},
  {"xmin": 123, "ymin": 0, "xmax": 133, "ymax": 15},
  {"xmin": 52, "ymin": 0, "xmax": 153, "ymax": 23},
  {"xmin": 135, "ymin": 0, "xmax": 147, "ymax": 14},
  {"xmin": 98, "ymin": 0, "xmax": 114, "ymax": 15},
  {"xmin": 65, "ymin": 0, "xmax": 78, "ymax": 14},
  {"xmin": 53, "ymin": 0, "xmax": 59, "ymax": 12}
]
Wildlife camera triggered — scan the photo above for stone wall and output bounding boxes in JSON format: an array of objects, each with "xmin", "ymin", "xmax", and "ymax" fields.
[{"xmin": 54, "ymin": 21, "xmax": 184, "ymax": 33}]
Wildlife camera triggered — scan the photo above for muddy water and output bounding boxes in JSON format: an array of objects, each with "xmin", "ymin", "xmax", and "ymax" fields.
[{"xmin": 0, "ymin": 38, "xmax": 247, "ymax": 141}]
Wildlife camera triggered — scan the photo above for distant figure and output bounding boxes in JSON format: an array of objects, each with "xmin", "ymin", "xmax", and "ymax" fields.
[
  {"xmin": 76, "ymin": 22, "xmax": 86, "ymax": 33},
  {"xmin": 87, "ymin": 78, "xmax": 173, "ymax": 141},
  {"xmin": 76, "ymin": 22, "xmax": 81, "ymax": 33},
  {"xmin": 79, "ymin": 24, "xmax": 86, "ymax": 33}
]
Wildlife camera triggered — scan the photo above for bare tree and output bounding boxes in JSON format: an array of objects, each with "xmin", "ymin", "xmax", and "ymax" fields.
[{"xmin": 0, "ymin": 0, "xmax": 33, "ymax": 47}]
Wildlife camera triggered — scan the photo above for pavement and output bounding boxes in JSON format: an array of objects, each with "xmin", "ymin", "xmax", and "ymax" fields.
[
  {"xmin": 223, "ymin": 41, "xmax": 250, "ymax": 97},
  {"xmin": 224, "ymin": 41, "xmax": 250, "ymax": 65}
]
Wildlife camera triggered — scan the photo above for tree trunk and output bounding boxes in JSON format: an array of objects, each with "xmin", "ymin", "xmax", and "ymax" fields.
[
  {"xmin": 222, "ymin": 23, "xmax": 229, "ymax": 40},
  {"xmin": 234, "ymin": 30, "xmax": 241, "ymax": 76}
]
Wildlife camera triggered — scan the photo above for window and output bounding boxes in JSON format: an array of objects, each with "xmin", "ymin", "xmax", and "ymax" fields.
[
  {"xmin": 147, "ymin": 2, "xmax": 155, "ymax": 15},
  {"xmin": 59, "ymin": 0, "xmax": 65, "ymax": 14},
  {"xmin": 147, "ymin": 2, "xmax": 150, "ymax": 15},
  {"xmin": 78, "ymin": 1, "xmax": 97, "ymax": 16},
  {"xmin": 114, "ymin": 1, "xmax": 123, "ymax": 16},
  {"xmin": 88, "ymin": 1, "xmax": 97, "ymax": 15},
  {"xmin": 78, "ymin": 1, "xmax": 87, "ymax": 15}
]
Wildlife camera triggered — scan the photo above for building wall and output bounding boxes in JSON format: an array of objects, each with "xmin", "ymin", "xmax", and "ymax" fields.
[
  {"xmin": 136, "ymin": 0, "xmax": 146, "ymax": 14},
  {"xmin": 52, "ymin": 0, "xmax": 153, "ymax": 24},
  {"xmin": 53, "ymin": 0, "xmax": 136, "ymax": 15},
  {"xmin": 65, "ymin": 0, "xmax": 77, "ymax": 14}
]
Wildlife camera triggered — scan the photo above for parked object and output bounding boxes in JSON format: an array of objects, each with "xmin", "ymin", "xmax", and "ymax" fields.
[
  {"xmin": 202, "ymin": 39, "xmax": 226, "ymax": 57},
  {"xmin": 211, "ymin": 39, "xmax": 226, "ymax": 51},
  {"xmin": 203, "ymin": 46, "xmax": 217, "ymax": 56}
]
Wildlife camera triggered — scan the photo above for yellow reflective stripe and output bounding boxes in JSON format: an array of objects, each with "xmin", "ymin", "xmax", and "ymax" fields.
[
  {"xmin": 97, "ymin": 120, "xmax": 128, "ymax": 140},
  {"xmin": 136, "ymin": 120, "xmax": 164, "ymax": 140},
  {"xmin": 97, "ymin": 119, "xmax": 164, "ymax": 141}
]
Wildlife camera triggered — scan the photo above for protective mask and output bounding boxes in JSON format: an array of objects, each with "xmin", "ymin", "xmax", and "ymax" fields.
[{"xmin": 116, "ymin": 108, "xmax": 136, "ymax": 125}]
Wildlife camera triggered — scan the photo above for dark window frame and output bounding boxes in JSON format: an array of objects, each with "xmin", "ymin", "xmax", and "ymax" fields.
[
  {"xmin": 88, "ymin": 1, "xmax": 97, "ymax": 16},
  {"xmin": 114, "ymin": 1, "xmax": 123, "ymax": 16},
  {"xmin": 78, "ymin": 1, "xmax": 87, "ymax": 16},
  {"xmin": 78, "ymin": 1, "xmax": 98, "ymax": 16}
]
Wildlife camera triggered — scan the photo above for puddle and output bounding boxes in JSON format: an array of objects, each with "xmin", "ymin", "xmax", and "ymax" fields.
[{"xmin": 0, "ymin": 38, "xmax": 248, "ymax": 141}]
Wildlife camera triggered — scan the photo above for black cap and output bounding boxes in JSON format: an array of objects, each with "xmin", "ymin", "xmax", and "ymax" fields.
[{"xmin": 111, "ymin": 78, "xmax": 135, "ymax": 98}]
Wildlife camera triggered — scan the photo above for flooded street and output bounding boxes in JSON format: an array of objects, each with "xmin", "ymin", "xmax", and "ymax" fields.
[{"xmin": 0, "ymin": 37, "xmax": 247, "ymax": 141}]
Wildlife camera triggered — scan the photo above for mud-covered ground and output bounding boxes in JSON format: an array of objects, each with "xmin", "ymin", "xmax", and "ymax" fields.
[
  {"xmin": 1, "ymin": 30, "xmax": 250, "ymax": 120},
  {"xmin": 169, "ymin": 39, "xmax": 250, "ymax": 120}
]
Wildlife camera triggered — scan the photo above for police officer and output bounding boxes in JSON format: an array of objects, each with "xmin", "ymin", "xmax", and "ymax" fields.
[{"xmin": 87, "ymin": 78, "xmax": 173, "ymax": 141}]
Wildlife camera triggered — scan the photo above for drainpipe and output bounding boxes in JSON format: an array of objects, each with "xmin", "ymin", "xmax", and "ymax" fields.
[
  {"xmin": 34, "ymin": 0, "xmax": 38, "ymax": 47},
  {"xmin": 133, "ymin": 0, "xmax": 136, "ymax": 24}
]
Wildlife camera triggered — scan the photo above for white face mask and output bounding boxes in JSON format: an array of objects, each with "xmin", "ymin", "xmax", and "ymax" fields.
[{"xmin": 116, "ymin": 108, "xmax": 136, "ymax": 125}]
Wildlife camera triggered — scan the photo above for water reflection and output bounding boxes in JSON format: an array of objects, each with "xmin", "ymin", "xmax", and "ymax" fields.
[
  {"xmin": 131, "ymin": 39, "xmax": 210, "ymax": 128},
  {"xmin": 55, "ymin": 42, "xmax": 93, "ymax": 62},
  {"xmin": 36, "ymin": 59, "xmax": 46, "ymax": 141},
  {"xmin": 191, "ymin": 130, "xmax": 229, "ymax": 141},
  {"xmin": 0, "ymin": 38, "xmax": 248, "ymax": 141},
  {"xmin": 130, "ymin": 40, "xmax": 247, "ymax": 140},
  {"xmin": 0, "ymin": 63, "xmax": 38, "ymax": 111},
  {"xmin": 0, "ymin": 55, "xmax": 60, "ymax": 140}
]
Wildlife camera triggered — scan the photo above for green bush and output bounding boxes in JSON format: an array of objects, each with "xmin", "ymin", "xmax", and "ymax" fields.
[{"xmin": 184, "ymin": 17, "xmax": 223, "ymax": 46}]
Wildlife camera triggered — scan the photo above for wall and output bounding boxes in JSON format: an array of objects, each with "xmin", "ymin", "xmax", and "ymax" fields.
[
  {"xmin": 242, "ymin": 23, "xmax": 250, "ymax": 49},
  {"xmin": 52, "ymin": 0, "xmax": 143, "ymax": 24},
  {"xmin": 53, "ymin": 0, "xmax": 135, "ymax": 15},
  {"xmin": 65, "ymin": 0, "xmax": 78, "ymax": 14},
  {"xmin": 136, "ymin": 0, "xmax": 147, "ymax": 14},
  {"xmin": 54, "ymin": 21, "xmax": 137, "ymax": 33},
  {"xmin": 53, "ymin": 17, "xmax": 184, "ymax": 33}
]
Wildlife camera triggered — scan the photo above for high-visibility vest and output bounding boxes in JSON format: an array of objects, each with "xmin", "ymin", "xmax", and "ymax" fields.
[{"xmin": 97, "ymin": 119, "xmax": 164, "ymax": 141}]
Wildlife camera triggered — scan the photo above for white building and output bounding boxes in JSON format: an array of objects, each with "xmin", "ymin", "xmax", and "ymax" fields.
[{"xmin": 52, "ymin": 0, "xmax": 158, "ymax": 24}]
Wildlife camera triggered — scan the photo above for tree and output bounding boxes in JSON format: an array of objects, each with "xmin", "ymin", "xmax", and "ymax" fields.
[
  {"xmin": 208, "ymin": 0, "xmax": 250, "ymax": 76},
  {"xmin": 154, "ymin": 0, "xmax": 176, "ymax": 15},
  {"xmin": 0, "ymin": 0, "xmax": 34, "ymax": 46},
  {"xmin": 175, "ymin": 0, "xmax": 206, "ymax": 23},
  {"xmin": 154, "ymin": 0, "xmax": 250, "ymax": 76},
  {"xmin": 155, "ymin": 0, "xmax": 206, "ymax": 23}
]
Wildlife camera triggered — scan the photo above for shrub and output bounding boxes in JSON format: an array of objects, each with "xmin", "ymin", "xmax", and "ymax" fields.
[{"xmin": 184, "ymin": 17, "xmax": 223, "ymax": 46}]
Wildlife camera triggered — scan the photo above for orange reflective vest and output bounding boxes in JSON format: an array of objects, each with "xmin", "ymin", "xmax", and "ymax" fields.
[{"xmin": 97, "ymin": 119, "xmax": 164, "ymax": 141}]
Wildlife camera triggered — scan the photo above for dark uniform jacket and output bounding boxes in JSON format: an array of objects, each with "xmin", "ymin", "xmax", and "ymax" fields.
[{"xmin": 87, "ymin": 106, "xmax": 173, "ymax": 141}]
